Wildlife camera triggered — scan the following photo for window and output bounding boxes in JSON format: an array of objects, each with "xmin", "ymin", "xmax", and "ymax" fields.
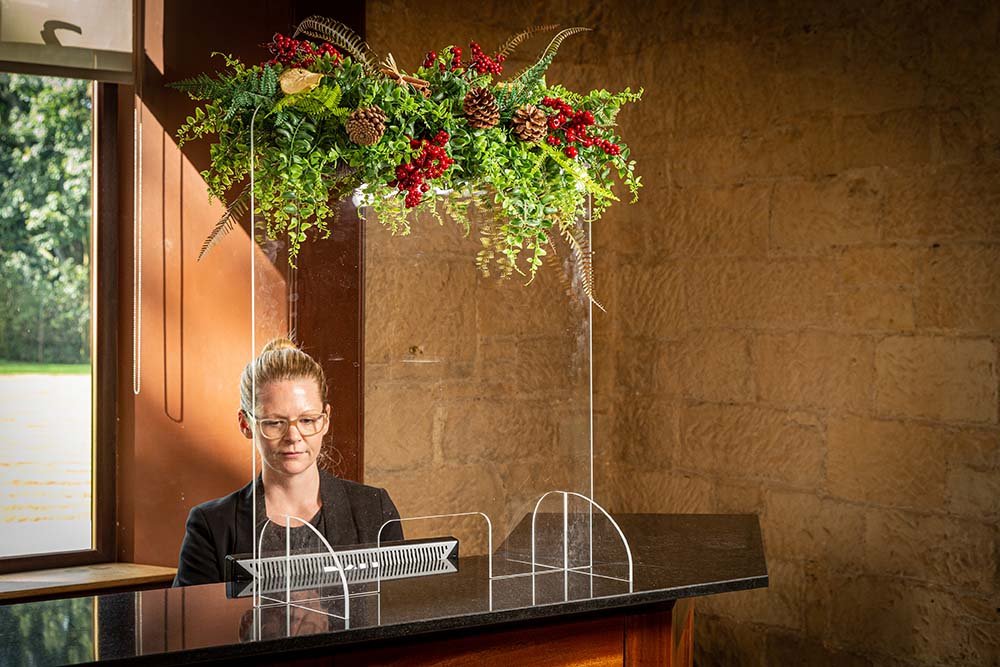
[
  {"xmin": 0, "ymin": 72, "xmax": 98, "ymax": 561},
  {"xmin": 0, "ymin": 0, "xmax": 128, "ymax": 574},
  {"xmin": 0, "ymin": 0, "xmax": 132, "ymax": 83}
]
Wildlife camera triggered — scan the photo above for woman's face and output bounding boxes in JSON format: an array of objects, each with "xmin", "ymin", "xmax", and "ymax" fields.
[{"xmin": 240, "ymin": 377, "xmax": 330, "ymax": 477}]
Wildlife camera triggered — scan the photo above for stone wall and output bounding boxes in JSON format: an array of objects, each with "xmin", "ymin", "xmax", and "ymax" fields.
[{"xmin": 366, "ymin": 1, "xmax": 999, "ymax": 664}]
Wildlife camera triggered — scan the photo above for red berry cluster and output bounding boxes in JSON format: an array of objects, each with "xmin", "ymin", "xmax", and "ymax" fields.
[
  {"xmin": 468, "ymin": 42, "xmax": 505, "ymax": 75},
  {"xmin": 264, "ymin": 33, "xmax": 341, "ymax": 68},
  {"xmin": 540, "ymin": 96, "xmax": 621, "ymax": 159},
  {"xmin": 429, "ymin": 43, "xmax": 505, "ymax": 74},
  {"xmin": 390, "ymin": 131, "xmax": 455, "ymax": 207},
  {"xmin": 442, "ymin": 46, "xmax": 464, "ymax": 72}
]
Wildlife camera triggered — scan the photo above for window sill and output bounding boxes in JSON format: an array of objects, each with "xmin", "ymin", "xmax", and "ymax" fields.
[{"xmin": 0, "ymin": 563, "xmax": 176, "ymax": 603}]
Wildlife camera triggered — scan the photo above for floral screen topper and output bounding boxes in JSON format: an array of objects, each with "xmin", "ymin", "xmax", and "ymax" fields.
[{"xmin": 171, "ymin": 17, "xmax": 642, "ymax": 300}]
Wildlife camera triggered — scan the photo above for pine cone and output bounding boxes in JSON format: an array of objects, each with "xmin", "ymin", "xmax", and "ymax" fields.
[
  {"xmin": 512, "ymin": 104, "xmax": 547, "ymax": 142},
  {"xmin": 463, "ymin": 87, "xmax": 500, "ymax": 129},
  {"xmin": 346, "ymin": 106, "xmax": 387, "ymax": 146}
]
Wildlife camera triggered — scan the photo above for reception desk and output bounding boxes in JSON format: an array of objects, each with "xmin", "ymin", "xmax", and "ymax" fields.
[{"xmin": 0, "ymin": 514, "xmax": 767, "ymax": 665}]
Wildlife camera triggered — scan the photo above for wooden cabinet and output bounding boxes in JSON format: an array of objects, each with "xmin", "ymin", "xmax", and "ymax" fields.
[{"xmin": 264, "ymin": 601, "xmax": 694, "ymax": 667}]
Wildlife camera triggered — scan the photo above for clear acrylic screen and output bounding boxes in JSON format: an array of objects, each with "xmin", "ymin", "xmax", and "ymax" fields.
[
  {"xmin": 249, "ymin": 196, "xmax": 595, "ymax": 594},
  {"xmin": 362, "ymin": 201, "xmax": 593, "ymax": 563}
]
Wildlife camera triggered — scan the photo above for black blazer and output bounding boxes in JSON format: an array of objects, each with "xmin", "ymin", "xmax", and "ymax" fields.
[{"xmin": 173, "ymin": 471, "xmax": 403, "ymax": 587}]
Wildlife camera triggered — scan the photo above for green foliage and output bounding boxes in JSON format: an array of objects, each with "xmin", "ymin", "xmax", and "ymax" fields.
[
  {"xmin": 171, "ymin": 54, "xmax": 280, "ymax": 145},
  {"xmin": 540, "ymin": 143, "xmax": 617, "ymax": 202},
  {"xmin": 254, "ymin": 111, "xmax": 337, "ymax": 261},
  {"xmin": 173, "ymin": 30, "xmax": 642, "ymax": 294},
  {"xmin": 0, "ymin": 73, "xmax": 92, "ymax": 364}
]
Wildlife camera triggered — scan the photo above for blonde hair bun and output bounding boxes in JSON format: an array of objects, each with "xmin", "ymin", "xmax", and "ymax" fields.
[
  {"xmin": 239, "ymin": 337, "xmax": 327, "ymax": 412},
  {"xmin": 260, "ymin": 337, "xmax": 299, "ymax": 354}
]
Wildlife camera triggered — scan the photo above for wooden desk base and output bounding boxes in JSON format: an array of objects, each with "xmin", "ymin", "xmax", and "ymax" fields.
[{"xmin": 258, "ymin": 600, "xmax": 694, "ymax": 667}]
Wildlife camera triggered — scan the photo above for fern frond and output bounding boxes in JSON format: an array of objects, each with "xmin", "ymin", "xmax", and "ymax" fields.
[
  {"xmin": 168, "ymin": 73, "xmax": 227, "ymax": 100},
  {"xmin": 253, "ymin": 64, "xmax": 279, "ymax": 97},
  {"xmin": 560, "ymin": 223, "xmax": 604, "ymax": 310},
  {"xmin": 270, "ymin": 84, "xmax": 342, "ymax": 119},
  {"xmin": 545, "ymin": 234, "xmax": 578, "ymax": 303},
  {"xmin": 495, "ymin": 24, "xmax": 560, "ymax": 60},
  {"xmin": 497, "ymin": 27, "xmax": 591, "ymax": 113},
  {"xmin": 511, "ymin": 27, "xmax": 591, "ymax": 84},
  {"xmin": 198, "ymin": 186, "xmax": 249, "ymax": 261},
  {"xmin": 539, "ymin": 143, "xmax": 618, "ymax": 203},
  {"xmin": 293, "ymin": 15, "xmax": 379, "ymax": 74},
  {"xmin": 221, "ymin": 91, "xmax": 251, "ymax": 123}
]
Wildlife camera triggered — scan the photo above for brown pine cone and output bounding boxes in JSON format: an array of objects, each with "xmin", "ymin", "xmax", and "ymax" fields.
[
  {"xmin": 512, "ymin": 104, "xmax": 547, "ymax": 142},
  {"xmin": 463, "ymin": 87, "xmax": 500, "ymax": 129},
  {"xmin": 346, "ymin": 106, "xmax": 387, "ymax": 146}
]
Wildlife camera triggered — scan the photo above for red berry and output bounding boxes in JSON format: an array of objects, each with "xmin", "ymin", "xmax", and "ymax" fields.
[{"xmin": 564, "ymin": 146, "xmax": 579, "ymax": 159}]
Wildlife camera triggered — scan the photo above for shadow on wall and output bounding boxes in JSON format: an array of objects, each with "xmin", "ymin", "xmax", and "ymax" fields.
[{"xmin": 118, "ymin": 0, "xmax": 305, "ymax": 566}]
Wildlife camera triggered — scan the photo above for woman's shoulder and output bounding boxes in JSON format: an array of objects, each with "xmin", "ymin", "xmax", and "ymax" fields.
[
  {"xmin": 187, "ymin": 480, "xmax": 254, "ymax": 522},
  {"xmin": 319, "ymin": 472, "xmax": 401, "ymax": 542},
  {"xmin": 321, "ymin": 471, "xmax": 389, "ymax": 501}
]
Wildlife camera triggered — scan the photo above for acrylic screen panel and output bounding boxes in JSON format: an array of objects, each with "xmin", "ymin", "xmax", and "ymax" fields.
[
  {"xmin": 247, "ymin": 206, "xmax": 368, "ymax": 573},
  {"xmin": 248, "ymin": 198, "xmax": 594, "ymax": 574},
  {"xmin": 362, "ymin": 200, "xmax": 594, "ymax": 566},
  {"xmin": 248, "ymin": 233, "xmax": 294, "ymax": 564}
]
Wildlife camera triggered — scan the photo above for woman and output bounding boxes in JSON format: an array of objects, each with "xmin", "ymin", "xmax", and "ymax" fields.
[{"xmin": 173, "ymin": 338, "xmax": 402, "ymax": 587}]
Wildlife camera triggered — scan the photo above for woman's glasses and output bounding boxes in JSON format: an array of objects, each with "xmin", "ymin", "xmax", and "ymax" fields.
[{"xmin": 247, "ymin": 412, "xmax": 327, "ymax": 439}]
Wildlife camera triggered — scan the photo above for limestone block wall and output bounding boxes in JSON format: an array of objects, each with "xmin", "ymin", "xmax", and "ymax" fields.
[{"xmin": 366, "ymin": 1, "xmax": 999, "ymax": 665}]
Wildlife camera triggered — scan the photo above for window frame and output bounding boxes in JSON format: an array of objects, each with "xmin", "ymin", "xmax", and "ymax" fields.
[{"xmin": 0, "ymin": 81, "xmax": 118, "ymax": 574}]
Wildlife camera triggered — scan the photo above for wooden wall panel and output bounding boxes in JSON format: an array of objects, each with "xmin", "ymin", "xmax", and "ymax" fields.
[{"xmin": 117, "ymin": 0, "xmax": 365, "ymax": 566}]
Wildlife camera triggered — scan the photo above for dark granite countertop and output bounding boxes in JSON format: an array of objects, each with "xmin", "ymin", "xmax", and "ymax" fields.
[{"xmin": 0, "ymin": 513, "xmax": 767, "ymax": 665}]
